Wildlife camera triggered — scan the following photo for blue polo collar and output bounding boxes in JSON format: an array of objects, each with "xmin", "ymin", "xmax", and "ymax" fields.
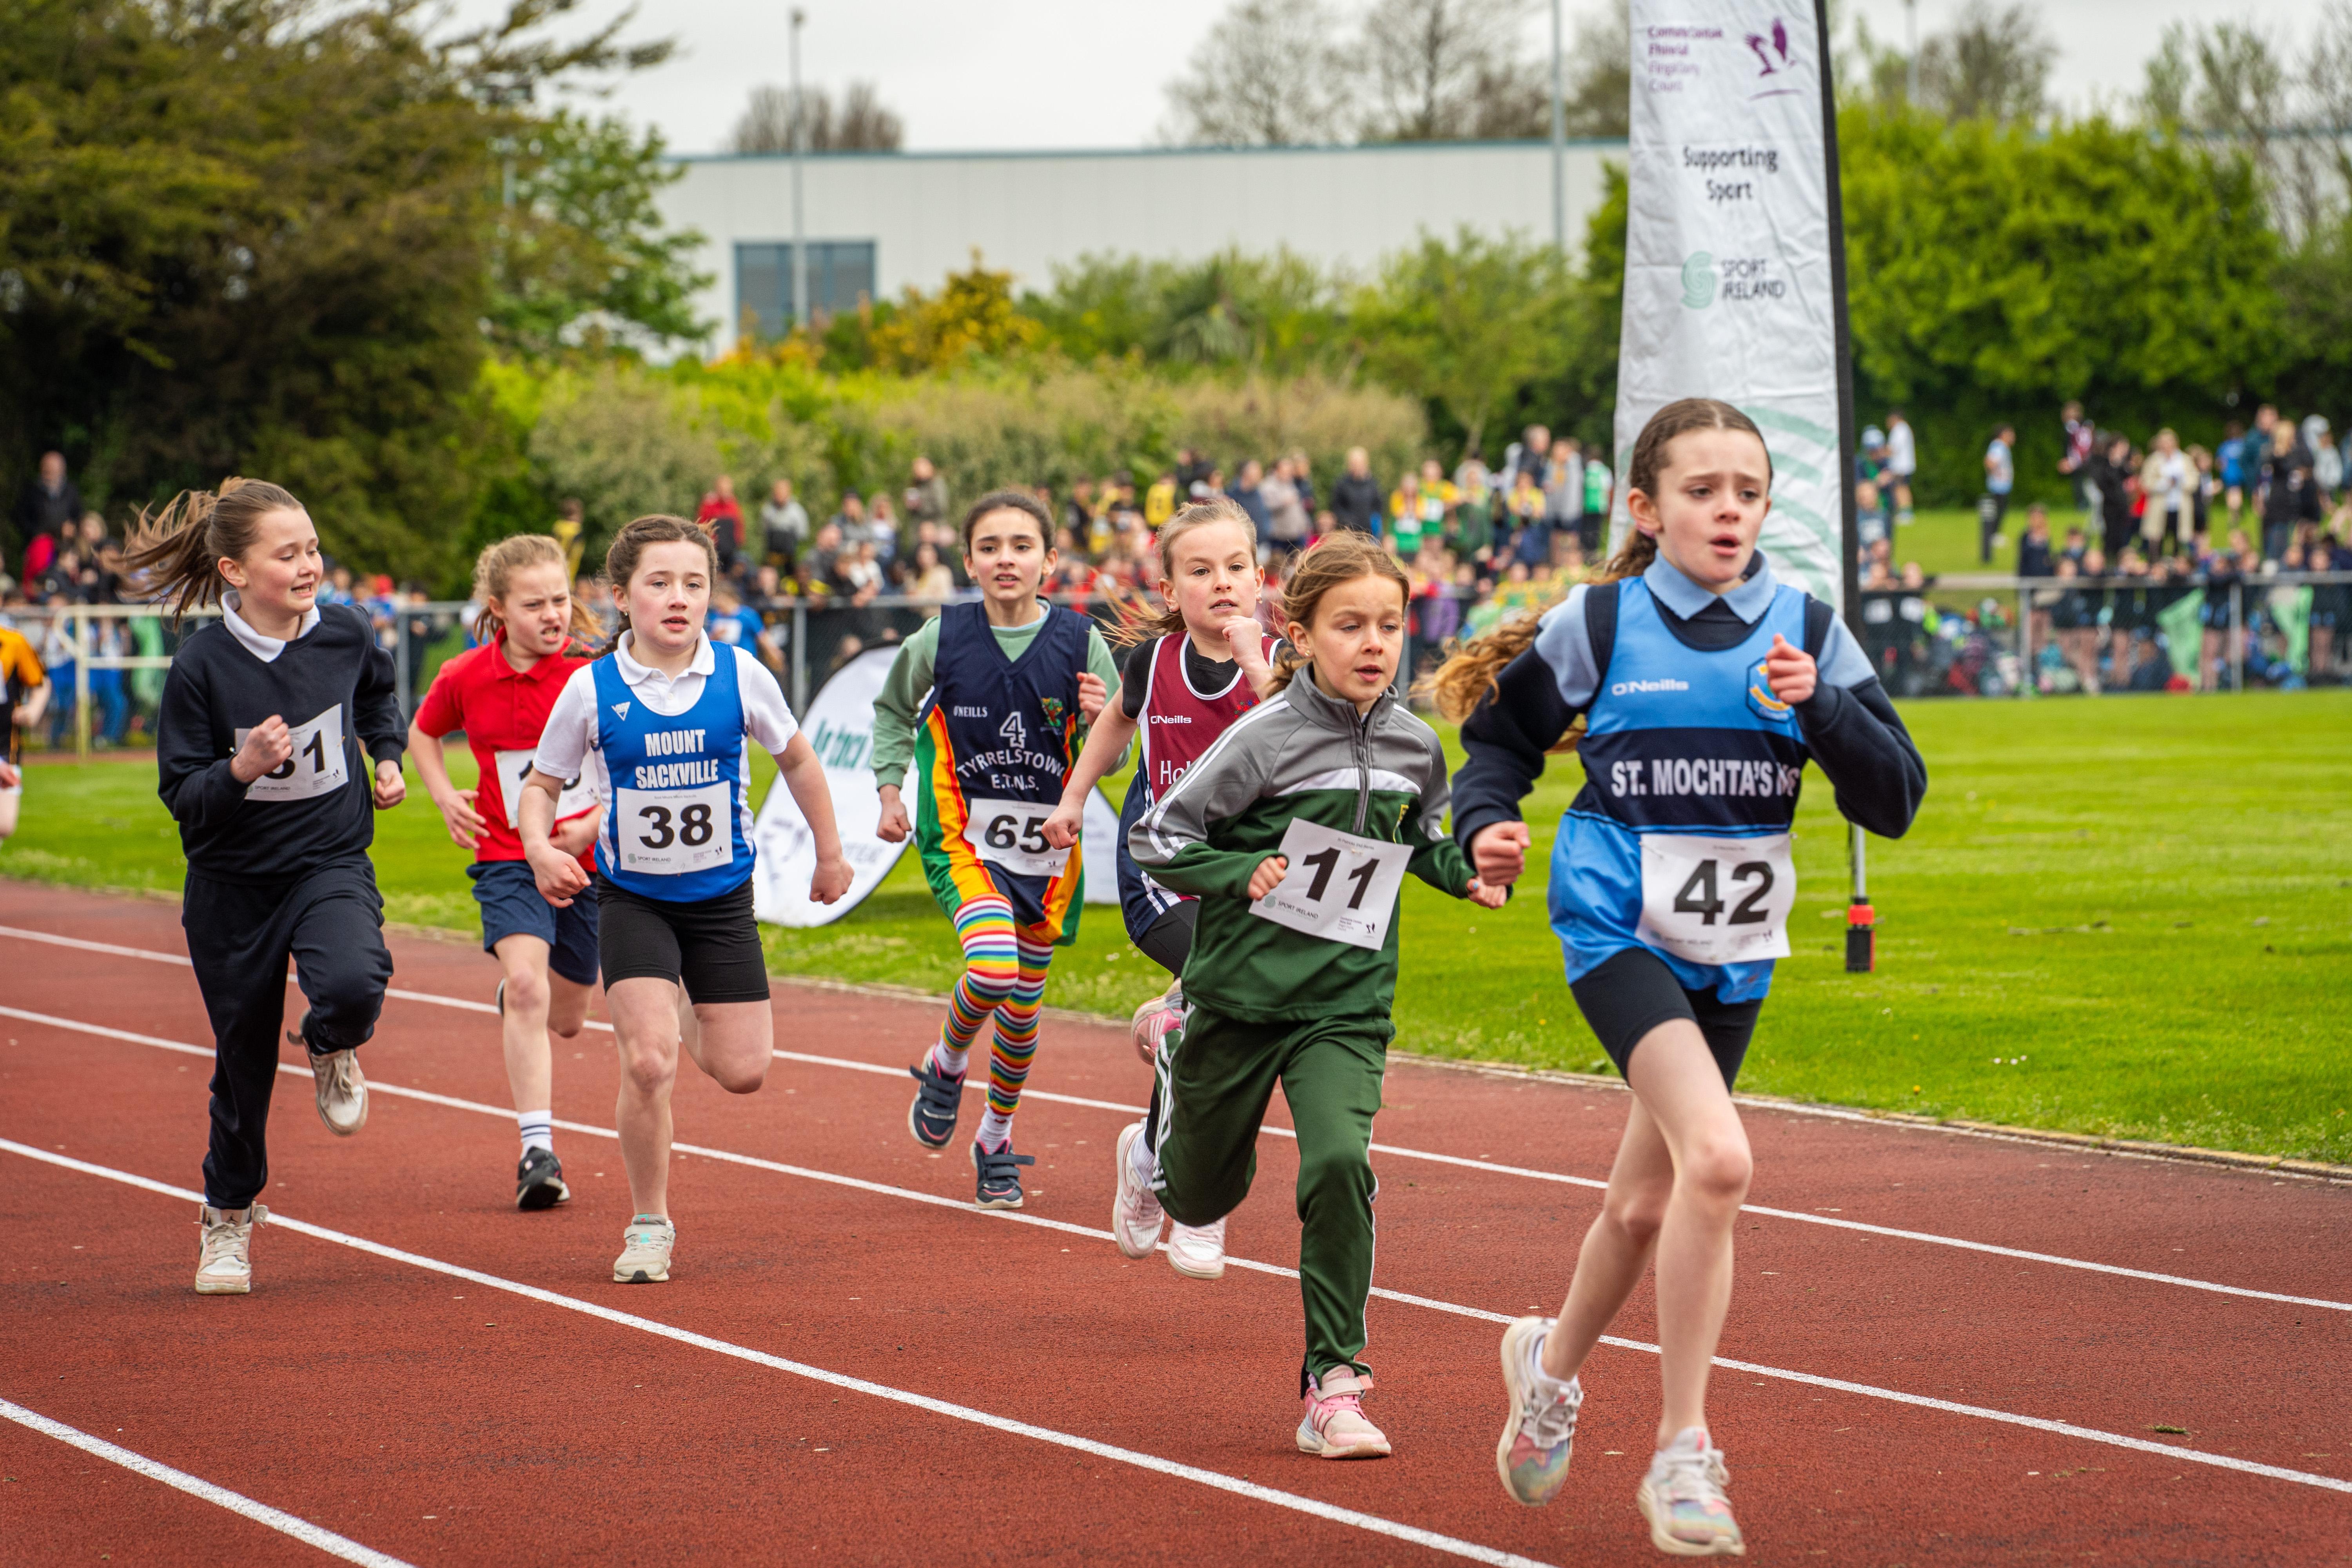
[{"xmin": 1642, "ymin": 548, "xmax": 1775, "ymax": 625}]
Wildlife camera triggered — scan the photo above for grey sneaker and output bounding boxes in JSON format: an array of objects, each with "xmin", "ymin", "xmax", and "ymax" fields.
[
  {"xmin": 290, "ymin": 1012, "xmax": 367, "ymax": 1136},
  {"xmin": 1634, "ymin": 1427, "xmax": 1746, "ymax": 1556},
  {"xmin": 613, "ymin": 1215, "xmax": 675, "ymax": 1283},
  {"xmin": 195, "ymin": 1203, "xmax": 267, "ymax": 1295}
]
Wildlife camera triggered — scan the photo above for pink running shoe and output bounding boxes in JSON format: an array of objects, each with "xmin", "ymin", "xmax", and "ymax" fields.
[
  {"xmin": 1296, "ymin": 1368, "xmax": 1390, "ymax": 1460},
  {"xmin": 1130, "ymin": 982, "xmax": 1183, "ymax": 1065}
]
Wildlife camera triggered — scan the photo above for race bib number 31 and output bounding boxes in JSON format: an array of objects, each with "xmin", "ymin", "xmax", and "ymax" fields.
[
  {"xmin": 494, "ymin": 748, "xmax": 597, "ymax": 829},
  {"xmin": 235, "ymin": 706, "xmax": 348, "ymax": 802},
  {"xmin": 1635, "ymin": 832, "xmax": 1795, "ymax": 965},
  {"xmin": 1250, "ymin": 818, "xmax": 1413, "ymax": 951},
  {"xmin": 961, "ymin": 796, "xmax": 1070, "ymax": 878},
  {"xmin": 613, "ymin": 781, "xmax": 733, "ymax": 877}
]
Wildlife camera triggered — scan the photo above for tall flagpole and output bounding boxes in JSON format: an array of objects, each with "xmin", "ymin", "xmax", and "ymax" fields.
[{"xmin": 1551, "ymin": 0, "xmax": 1566, "ymax": 254}]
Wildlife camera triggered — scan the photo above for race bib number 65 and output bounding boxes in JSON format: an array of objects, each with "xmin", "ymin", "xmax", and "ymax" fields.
[
  {"xmin": 235, "ymin": 706, "xmax": 347, "ymax": 802},
  {"xmin": 1635, "ymin": 832, "xmax": 1796, "ymax": 965},
  {"xmin": 1249, "ymin": 818, "xmax": 1413, "ymax": 951},
  {"xmin": 613, "ymin": 781, "xmax": 733, "ymax": 877},
  {"xmin": 961, "ymin": 796, "xmax": 1070, "ymax": 879}
]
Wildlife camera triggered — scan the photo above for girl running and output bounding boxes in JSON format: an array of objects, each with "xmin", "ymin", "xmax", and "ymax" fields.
[
  {"xmin": 409, "ymin": 534, "xmax": 606, "ymax": 1211},
  {"xmin": 522, "ymin": 515, "xmax": 851, "ymax": 1283},
  {"xmin": 873, "ymin": 490, "xmax": 1119, "ymax": 1210},
  {"xmin": 1438, "ymin": 399, "xmax": 1924, "ymax": 1556},
  {"xmin": 133, "ymin": 479, "xmax": 408, "ymax": 1296},
  {"xmin": 1116, "ymin": 530, "xmax": 1505, "ymax": 1460},
  {"xmin": 0, "ymin": 619, "xmax": 49, "ymax": 844},
  {"xmin": 1040, "ymin": 495, "xmax": 1278, "ymax": 1276}
]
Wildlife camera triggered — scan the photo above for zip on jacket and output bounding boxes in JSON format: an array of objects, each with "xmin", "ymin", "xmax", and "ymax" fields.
[{"xmin": 1129, "ymin": 669, "xmax": 1477, "ymax": 1025}]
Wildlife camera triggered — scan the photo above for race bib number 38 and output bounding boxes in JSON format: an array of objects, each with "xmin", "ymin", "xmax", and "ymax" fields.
[
  {"xmin": 235, "ymin": 706, "xmax": 347, "ymax": 802},
  {"xmin": 1635, "ymin": 832, "xmax": 1796, "ymax": 966},
  {"xmin": 1250, "ymin": 818, "xmax": 1413, "ymax": 951},
  {"xmin": 613, "ymin": 781, "xmax": 733, "ymax": 877},
  {"xmin": 494, "ymin": 748, "xmax": 597, "ymax": 829},
  {"xmin": 961, "ymin": 796, "xmax": 1070, "ymax": 879}
]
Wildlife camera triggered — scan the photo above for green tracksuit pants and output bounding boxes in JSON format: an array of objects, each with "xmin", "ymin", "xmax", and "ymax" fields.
[{"xmin": 1151, "ymin": 1004, "xmax": 1391, "ymax": 1395}]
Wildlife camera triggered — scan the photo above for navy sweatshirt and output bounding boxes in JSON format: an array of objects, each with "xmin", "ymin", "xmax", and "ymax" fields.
[
  {"xmin": 156, "ymin": 604, "xmax": 407, "ymax": 884},
  {"xmin": 1451, "ymin": 555, "xmax": 1927, "ymax": 848}
]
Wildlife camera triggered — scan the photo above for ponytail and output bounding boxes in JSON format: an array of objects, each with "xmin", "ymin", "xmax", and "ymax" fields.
[{"xmin": 123, "ymin": 478, "xmax": 305, "ymax": 619}]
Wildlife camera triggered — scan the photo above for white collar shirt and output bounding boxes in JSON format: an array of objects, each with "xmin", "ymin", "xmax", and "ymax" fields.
[{"xmin": 221, "ymin": 592, "xmax": 323, "ymax": 664}]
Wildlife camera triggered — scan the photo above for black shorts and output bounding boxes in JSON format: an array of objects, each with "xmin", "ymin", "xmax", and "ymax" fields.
[
  {"xmin": 470, "ymin": 860, "xmax": 600, "ymax": 986},
  {"xmin": 1134, "ymin": 900, "xmax": 1197, "ymax": 977},
  {"xmin": 593, "ymin": 874, "xmax": 770, "ymax": 1004},
  {"xmin": 1568, "ymin": 947, "xmax": 1760, "ymax": 1090}
]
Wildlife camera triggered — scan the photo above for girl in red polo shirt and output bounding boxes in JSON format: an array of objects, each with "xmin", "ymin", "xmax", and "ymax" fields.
[{"xmin": 410, "ymin": 534, "xmax": 606, "ymax": 1210}]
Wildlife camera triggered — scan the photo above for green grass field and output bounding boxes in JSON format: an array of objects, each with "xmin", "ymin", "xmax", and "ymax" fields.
[{"xmin": 7, "ymin": 690, "xmax": 2348, "ymax": 1163}]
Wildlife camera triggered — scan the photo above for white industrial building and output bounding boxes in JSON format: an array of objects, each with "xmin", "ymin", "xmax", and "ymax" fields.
[{"xmin": 657, "ymin": 138, "xmax": 1628, "ymax": 345}]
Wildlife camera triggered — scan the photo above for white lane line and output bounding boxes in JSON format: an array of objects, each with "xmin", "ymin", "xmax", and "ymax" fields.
[
  {"xmin": 11, "ymin": 1005, "xmax": 2351, "ymax": 1499},
  {"xmin": 0, "ymin": 1139, "xmax": 1555, "ymax": 1568},
  {"xmin": 5, "ymin": 927, "xmax": 2346, "ymax": 1316},
  {"xmin": 0, "ymin": 1396, "xmax": 413, "ymax": 1567}
]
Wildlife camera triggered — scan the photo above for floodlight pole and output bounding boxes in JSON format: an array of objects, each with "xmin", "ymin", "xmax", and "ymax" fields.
[
  {"xmin": 1550, "ymin": 0, "xmax": 1566, "ymax": 254},
  {"xmin": 1904, "ymin": 0, "xmax": 1918, "ymax": 103},
  {"xmin": 790, "ymin": 7, "xmax": 809, "ymax": 331}
]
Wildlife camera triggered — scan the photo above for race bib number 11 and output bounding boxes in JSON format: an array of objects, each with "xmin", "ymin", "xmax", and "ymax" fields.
[
  {"xmin": 235, "ymin": 706, "xmax": 348, "ymax": 802},
  {"xmin": 1635, "ymin": 832, "xmax": 1796, "ymax": 965},
  {"xmin": 1249, "ymin": 818, "xmax": 1413, "ymax": 951}
]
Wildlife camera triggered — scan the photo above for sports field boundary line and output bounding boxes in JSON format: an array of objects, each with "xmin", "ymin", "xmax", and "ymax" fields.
[
  {"xmin": 0, "ymin": 1395, "xmax": 414, "ymax": 1567},
  {"xmin": 10, "ymin": 1005, "xmax": 2352, "ymax": 1499},
  {"xmin": 0, "ymin": 1138, "xmax": 1562, "ymax": 1568},
  {"xmin": 5, "ymin": 953, "xmax": 2348, "ymax": 1312},
  {"xmin": 6, "ymin": 911, "xmax": 2343, "ymax": 1185}
]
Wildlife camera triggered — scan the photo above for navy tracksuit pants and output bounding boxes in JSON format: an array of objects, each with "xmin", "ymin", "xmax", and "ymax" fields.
[{"xmin": 183, "ymin": 855, "xmax": 392, "ymax": 1209}]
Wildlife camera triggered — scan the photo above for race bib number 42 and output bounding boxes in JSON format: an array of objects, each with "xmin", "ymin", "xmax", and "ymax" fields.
[
  {"xmin": 235, "ymin": 706, "xmax": 347, "ymax": 802},
  {"xmin": 961, "ymin": 796, "xmax": 1070, "ymax": 879},
  {"xmin": 1635, "ymin": 832, "xmax": 1796, "ymax": 965},
  {"xmin": 613, "ymin": 781, "xmax": 733, "ymax": 877},
  {"xmin": 1249, "ymin": 818, "xmax": 1413, "ymax": 951},
  {"xmin": 494, "ymin": 748, "xmax": 597, "ymax": 829}
]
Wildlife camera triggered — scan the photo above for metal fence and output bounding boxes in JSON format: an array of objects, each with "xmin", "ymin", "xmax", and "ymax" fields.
[{"xmin": 7, "ymin": 570, "xmax": 2347, "ymax": 760}]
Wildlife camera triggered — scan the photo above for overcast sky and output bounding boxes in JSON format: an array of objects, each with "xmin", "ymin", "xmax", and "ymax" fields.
[{"xmin": 456, "ymin": 0, "xmax": 2336, "ymax": 155}]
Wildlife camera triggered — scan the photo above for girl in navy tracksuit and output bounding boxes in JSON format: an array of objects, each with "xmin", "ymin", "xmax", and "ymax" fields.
[
  {"xmin": 1437, "ymin": 400, "xmax": 1925, "ymax": 1556},
  {"xmin": 134, "ymin": 479, "xmax": 408, "ymax": 1297}
]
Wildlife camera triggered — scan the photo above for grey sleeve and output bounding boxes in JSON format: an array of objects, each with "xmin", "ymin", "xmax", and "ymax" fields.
[{"xmin": 1530, "ymin": 584, "xmax": 1601, "ymax": 710}]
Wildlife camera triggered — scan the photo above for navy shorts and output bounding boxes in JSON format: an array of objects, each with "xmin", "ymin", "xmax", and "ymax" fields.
[{"xmin": 470, "ymin": 860, "xmax": 600, "ymax": 986}]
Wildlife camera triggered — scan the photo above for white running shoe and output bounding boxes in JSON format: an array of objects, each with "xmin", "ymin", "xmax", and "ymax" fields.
[
  {"xmin": 298, "ymin": 1022, "xmax": 368, "ymax": 1138},
  {"xmin": 1496, "ymin": 1316, "xmax": 1582, "ymax": 1506},
  {"xmin": 1634, "ymin": 1427, "xmax": 1746, "ymax": 1556},
  {"xmin": 1111, "ymin": 1122, "xmax": 1165, "ymax": 1259},
  {"xmin": 1296, "ymin": 1368, "xmax": 1390, "ymax": 1459},
  {"xmin": 194, "ymin": 1203, "xmax": 266, "ymax": 1295},
  {"xmin": 613, "ymin": 1214, "xmax": 675, "ymax": 1283},
  {"xmin": 1166, "ymin": 1216, "xmax": 1227, "ymax": 1280}
]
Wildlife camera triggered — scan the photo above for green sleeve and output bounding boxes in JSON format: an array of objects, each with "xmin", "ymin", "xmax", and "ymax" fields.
[
  {"xmin": 1407, "ymin": 833, "xmax": 1478, "ymax": 898},
  {"xmin": 1080, "ymin": 625, "xmax": 1129, "ymax": 766},
  {"xmin": 870, "ymin": 619, "xmax": 940, "ymax": 789}
]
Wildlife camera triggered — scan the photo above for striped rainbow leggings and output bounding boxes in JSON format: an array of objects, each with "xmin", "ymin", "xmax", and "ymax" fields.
[{"xmin": 942, "ymin": 894, "xmax": 1056, "ymax": 1118}]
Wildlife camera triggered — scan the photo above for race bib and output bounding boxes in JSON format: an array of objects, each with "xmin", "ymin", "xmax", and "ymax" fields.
[
  {"xmin": 961, "ymin": 796, "xmax": 1069, "ymax": 878},
  {"xmin": 1249, "ymin": 818, "xmax": 1412, "ymax": 951},
  {"xmin": 1635, "ymin": 832, "xmax": 1796, "ymax": 965},
  {"xmin": 236, "ymin": 706, "xmax": 348, "ymax": 802},
  {"xmin": 612, "ymin": 780, "xmax": 734, "ymax": 877},
  {"xmin": 494, "ymin": 748, "xmax": 597, "ymax": 829}
]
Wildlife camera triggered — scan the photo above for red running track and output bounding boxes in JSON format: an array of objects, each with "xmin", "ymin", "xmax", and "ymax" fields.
[{"xmin": 0, "ymin": 882, "xmax": 2346, "ymax": 1566}]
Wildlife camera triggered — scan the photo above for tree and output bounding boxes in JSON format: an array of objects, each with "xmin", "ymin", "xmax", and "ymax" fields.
[
  {"xmin": 729, "ymin": 82, "xmax": 905, "ymax": 154},
  {"xmin": 1027, "ymin": 250, "xmax": 1346, "ymax": 372},
  {"xmin": 1160, "ymin": 0, "xmax": 1356, "ymax": 146},
  {"xmin": 487, "ymin": 112, "xmax": 712, "ymax": 358},
  {"xmin": 1359, "ymin": 0, "xmax": 1546, "ymax": 142},
  {"xmin": 866, "ymin": 256, "xmax": 1044, "ymax": 372},
  {"xmin": 2140, "ymin": 11, "xmax": 2352, "ymax": 241},
  {"xmin": 1559, "ymin": 0, "xmax": 1630, "ymax": 138},
  {"xmin": 1350, "ymin": 229, "xmax": 1581, "ymax": 456},
  {"xmin": 1914, "ymin": 2, "xmax": 2052, "ymax": 126}
]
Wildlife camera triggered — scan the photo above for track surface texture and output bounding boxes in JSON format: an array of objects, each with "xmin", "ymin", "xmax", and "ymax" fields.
[{"xmin": 1, "ymin": 882, "xmax": 2345, "ymax": 1567}]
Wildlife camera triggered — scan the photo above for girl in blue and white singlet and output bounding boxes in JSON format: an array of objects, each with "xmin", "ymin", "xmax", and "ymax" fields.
[
  {"xmin": 1439, "ymin": 400, "xmax": 1926, "ymax": 1555},
  {"xmin": 523, "ymin": 514, "xmax": 852, "ymax": 1287}
]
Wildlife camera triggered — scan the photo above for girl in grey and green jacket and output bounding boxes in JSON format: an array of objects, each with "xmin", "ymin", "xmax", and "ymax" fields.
[{"xmin": 1110, "ymin": 532, "xmax": 1505, "ymax": 1462}]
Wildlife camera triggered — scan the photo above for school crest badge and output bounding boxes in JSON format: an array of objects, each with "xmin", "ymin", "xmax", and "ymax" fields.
[
  {"xmin": 1744, "ymin": 660, "xmax": 1792, "ymax": 724},
  {"xmin": 1040, "ymin": 696, "xmax": 1067, "ymax": 728}
]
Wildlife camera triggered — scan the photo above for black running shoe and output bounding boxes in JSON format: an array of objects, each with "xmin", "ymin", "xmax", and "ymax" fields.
[
  {"xmin": 516, "ymin": 1146, "xmax": 570, "ymax": 1211},
  {"xmin": 907, "ymin": 1059, "xmax": 965, "ymax": 1149},
  {"xmin": 971, "ymin": 1138, "xmax": 1035, "ymax": 1210}
]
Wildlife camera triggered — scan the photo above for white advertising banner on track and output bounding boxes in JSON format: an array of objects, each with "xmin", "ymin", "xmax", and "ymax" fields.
[
  {"xmin": 1614, "ymin": 0, "xmax": 1849, "ymax": 608},
  {"xmin": 754, "ymin": 647, "xmax": 908, "ymax": 927},
  {"xmin": 754, "ymin": 643, "xmax": 1129, "ymax": 924}
]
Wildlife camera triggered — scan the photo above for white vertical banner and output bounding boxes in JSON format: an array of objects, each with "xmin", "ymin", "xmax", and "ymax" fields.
[
  {"xmin": 753, "ymin": 646, "xmax": 909, "ymax": 927},
  {"xmin": 1613, "ymin": 0, "xmax": 1851, "ymax": 608}
]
